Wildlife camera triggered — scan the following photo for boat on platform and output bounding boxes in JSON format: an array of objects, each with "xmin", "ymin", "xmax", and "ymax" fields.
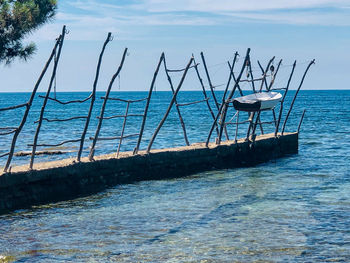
[{"xmin": 232, "ymin": 91, "xmax": 282, "ymax": 112}]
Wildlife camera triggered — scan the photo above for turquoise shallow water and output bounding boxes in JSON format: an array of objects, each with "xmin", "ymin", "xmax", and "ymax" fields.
[{"xmin": 0, "ymin": 90, "xmax": 350, "ymax": 262}]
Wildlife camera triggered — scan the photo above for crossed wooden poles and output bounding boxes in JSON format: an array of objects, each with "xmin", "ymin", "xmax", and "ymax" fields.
[{"xmin": 0, "ymin": 25, "xmax": 315, "ymax": 173}]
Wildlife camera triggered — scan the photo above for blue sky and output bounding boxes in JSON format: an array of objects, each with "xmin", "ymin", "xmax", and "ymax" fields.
[{"xmin": 1, "ymin": 0, "xmax": 350, "ymax": 92}]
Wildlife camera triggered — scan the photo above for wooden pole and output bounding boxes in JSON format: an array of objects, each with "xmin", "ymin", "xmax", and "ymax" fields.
[
  {"xmin": 235, "ymin": 111, "xmax": 239, "ymax": 142},
  {"xmin": 193, "ymin": 56, "xmax": 220, "ymax": 136},
  {"xmin": 163, "ymin": 57, "xmax": 190, "ymax": 146},
  {"xmin": 3, "ymin": 34, "xmax": 62, "ymax": 172},
  {"xmin": 274, "ymin": 61, "xmax": 296, "ymax": 137},
  {"xmin": 205, "ymin": 54, "xmax": 240, "ymax": 143},
  {"xmin": 116, "ymin": 101, "xmax": 130, "ymax": 157},
  {"xmin": 258, "ymin": 57, "xmax": 275, "ymax": 92},
  {"xmin": 206, "ymin": 49, "xmax": 250, "ymax": 146},
  {"xmin": 77, "ymin": 33, "xmax": 113, "ymax": 161},
  {"xmin": 282, "ymin": 59, "xmax": 315, "ymax": 135},
  {"xmin": 268, "ymin": 59, "xmax": 282, "ymax": 91},
  {"xmin": 89, "ymin": 48, "xmax": 128, "ymax": 160},
  {"xmin": 217, "ymin": 49, "xmax": 251, "ymax": 144},
  {"xmin": 248, "ymin": 57, "xmax": 256, "ymax": 93},
  {"xmin": 146, "ymin": 57, "xmax": 194, "ymax": 153},
  {"xmin": 246, "ymin": 57, "xmax": 275, "ymax": 141},
  {"xmin": 29, "ymin": 26, "xmax": 67, "ymax": 169},
  {"xmin": 200, "ymin": 52, "xmax": 220, "ymax": 110},
  {"xmin": 133, "ymin": 53, "xmax": 165, "ymax": 155},
  {"xmin": 297, "ymin": 109, "xmax": 306, "ymax": 133}
]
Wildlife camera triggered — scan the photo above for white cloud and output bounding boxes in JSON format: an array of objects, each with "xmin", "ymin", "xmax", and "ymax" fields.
[
  {"xmin": 142, "ymin": 0, "xmax": 350, "ymax": 12},
  {"xmin": 29, "ymin": 0, "xmax": 350, "ymax": 41}
]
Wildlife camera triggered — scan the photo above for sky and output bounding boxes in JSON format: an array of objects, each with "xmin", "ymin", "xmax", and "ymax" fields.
[{"xmin": 1, "ymin": 0, "xmax": 350, "ymax": 92}]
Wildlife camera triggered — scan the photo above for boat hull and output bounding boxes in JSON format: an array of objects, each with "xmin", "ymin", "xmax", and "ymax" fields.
[{"xmin": 233, "ymin": 92, "xmax": 282, "ymax": 112}]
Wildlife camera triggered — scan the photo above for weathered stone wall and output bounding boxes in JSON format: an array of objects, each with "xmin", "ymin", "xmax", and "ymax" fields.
[{"xmin": 0, "ymin": 133, "xmax": 298, "ymax": 215}]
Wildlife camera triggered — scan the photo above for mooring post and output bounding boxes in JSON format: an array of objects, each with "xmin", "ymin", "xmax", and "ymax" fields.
[
  {"xmin": 274, "ymin": 61, "xmax": 296, "ymax": 137},
  {"xmin": 146, "ymin": 57, "xmax": 194, "ymax": 153},
  {"xmin": 163, "ymin": 57, "xmax": 190, "ymax": 146},
  {"xmin": 133, "ymin": 53, "xmax": 165, "ymax": 155},
  {"xmin": 282, "ymin": 59, "xmax": 315, "ymax": 135},
  {"xmin": 216, "ymin": 49, "xmax": 251, "ymax": 145},
  {"xmin": 2, "ymin": 34, "xmax": 62, "ymax": 172},
  {"xmin": 77, "ymin": 33, "xmax": 113, "ymax": 161},
  {"xmin": 89, "ymin": 48, "xmax": 128, "ymax": 160},
  {"xmin": 29, "ymin": 25, "xmax": 67, "ymax": 169}
]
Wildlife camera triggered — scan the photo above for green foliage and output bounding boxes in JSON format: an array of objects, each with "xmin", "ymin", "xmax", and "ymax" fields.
[{"xmin": 0, "ymin": 0, "xmax": 57, "ymax": 64}]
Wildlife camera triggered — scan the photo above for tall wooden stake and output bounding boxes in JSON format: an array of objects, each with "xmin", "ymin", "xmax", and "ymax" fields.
[
  {"xmin": 89, "ymin": 48, "xmax": 128, "ymax": 160},
  {"xmin": 200, "ymin": 52, "xmax": 220, "ymax": 109},
  {"xmin": 217, "ymin": 49, "xmax": 251, "ymax": 144},
  {"xmin": 3, "ymin": 34, "xmax": 62, "ymax": 172},
  {"xmin": 77, "ymin": 33, "xmax": 113, "ymax": 161},
  {"xmin": 206, "ymin": 49, "xmax": 250, "ymax": 146},
  {"xmin": 116, "ymin": 101, "xmax": 130, "ymax": 157},
  {"xmin": 274, "ymin": 61, "xmax": 296, "ymax": 137},
  {"xmin": 146, "ymin": 57, "xmax": 194, "ymax": 153},
  {"xmin": 281, "ymin": 59, "xmax": 315, "ymax": 134},
  {"xmin": 133, "ymin": 53, "xmax": 165, "ymax": 154},
  {"xmin": 30, "ymin": 26, "xmax": 67, "ymax": 169},
  {"xmin": 163, "ymin": 57, "xmax": 190, "ymax": 146},
  {"xmin": 193, "ymin": 56, "xmax": 220, "ymax": 136}
]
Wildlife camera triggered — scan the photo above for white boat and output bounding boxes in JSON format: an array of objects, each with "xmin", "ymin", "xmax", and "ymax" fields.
[{"xmin": 232, "ymin": 91, "xmax": 282, "ymax": 112}]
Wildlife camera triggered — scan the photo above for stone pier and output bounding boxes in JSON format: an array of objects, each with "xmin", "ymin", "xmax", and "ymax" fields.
[{"xmin": 0, "ymin": 133, "xmax": 298, "ymax": 215}]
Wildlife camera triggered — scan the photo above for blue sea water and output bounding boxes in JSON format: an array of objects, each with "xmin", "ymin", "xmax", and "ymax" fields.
[{"xmin": 0, "ymin": 90, "xmax": 350, "ymax": 262}]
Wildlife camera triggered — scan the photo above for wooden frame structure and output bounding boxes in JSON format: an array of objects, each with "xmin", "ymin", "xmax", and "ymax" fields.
[{"xmin": 0, "ymin": 26, "xmax": 315, "ymax": 173}]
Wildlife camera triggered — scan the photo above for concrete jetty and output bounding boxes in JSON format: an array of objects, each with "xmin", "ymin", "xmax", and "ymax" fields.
[{"xmin": 0, "ymin": 133, "xmax": 298, "ymax": 215}]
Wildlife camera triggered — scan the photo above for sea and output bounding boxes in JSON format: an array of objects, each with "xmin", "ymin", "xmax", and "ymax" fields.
[{"xmin": 0, "ymin": 90, "xmax": 350, "ymax": 262}]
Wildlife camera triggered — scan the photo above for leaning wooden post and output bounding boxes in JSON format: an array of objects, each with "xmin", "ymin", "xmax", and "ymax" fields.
[
  {"xmin": 193, "ymin": 56, "xmax": 220, "ymax": 136},
  {"xmin": 235, "ymin": 111, "xmax": 239, "ymax": 142},
  {"xmin": 146, "ymin": 57, "xmax": 194, "ymax": 153},
  {"xmin": 3, "ymin": 35, "xmax": 62, "ymax": 173},
  {"xmin": 216, "ymin": 49, "xmax": 251, "ymax": 144},
  {"xmin": 248, "ymin": 57, "xmax": 256, "ymax": 93},
  {"xmin": 133, "ymin": 53, "xmax": 165, "ymax": 155},
  {"xmin": 205, "ymin": 51, "xmax": 249, "ymax": 146},
  {"xmin": 208, "ymin": 54, "xmax": 240, "ymax": 142},
  {"xmin": 200, "ymin": 52, "xmax": 220, "ymax": 110},
  {"xmin": 246, "ymin": 57, "xmax": 275, "ymax": 140},
  {"xmin": 250, "ymin": 111, "xmax": 262, "ymax": 140},
  {"xmin": 89, "ymin": 48, "xmax": 128, "ymax": 160},
  {"xmin": 258, "ymin": 57, "xmax": 275, "ymax": 92},
  {"xmin": 297, "ymin": 109, "xmax": 306, "ymax": 133},
  {"xmin": 77, "ymin": 33, "xmax": 113, "ymax": 161},
  {"xmin": 268, "ymin": 59, "xmax": 282, "ymax": 91},
  {"xmin": 281, "ymin": 59, "xmax": 315, "ymax": 135},
  {"xmin": 29, "ymin": 26, "xmax": 67, "ymax": 169},
  {"xmin": 274, "ymin": 61, "xmax": 296, "ymax": 137},
  {"xmin": 228, "ymin": 54, "xmax": 244, "ymax": 96},
  {"xmin": 222, "ymin": 56, "xmax": 239, "ymax": 101},
  {"xmin": 116, "ymin": 101, "xmax": 130, "ymax": 157},
  {"xmin": 163, "ymin": 57, "xmax": 190, "ymax": 146}
]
